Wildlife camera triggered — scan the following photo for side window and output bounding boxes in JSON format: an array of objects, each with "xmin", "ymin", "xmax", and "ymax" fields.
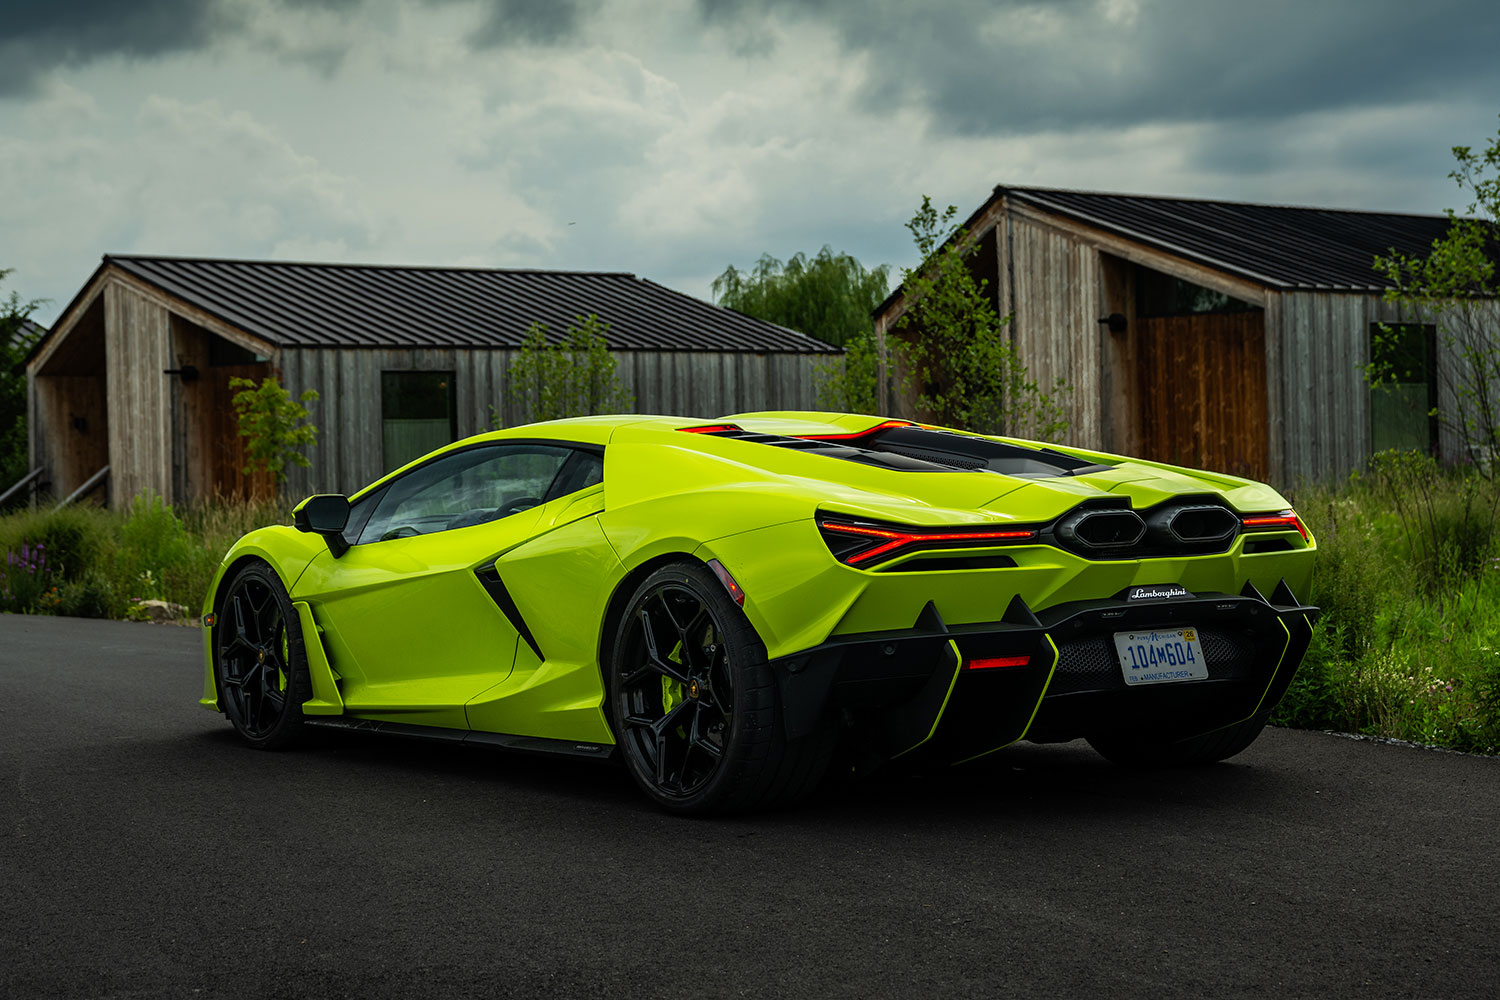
[
  {"xmin": 545, "ymin": 450, "xmax": 604, "ymax": 501},
  {"xmin": 341, "ymin": 485, "xmax": 387, "ymax": 547},
  {"xmin": 358, "ymin": 445, "xmax": 573, "ymax": 544}
]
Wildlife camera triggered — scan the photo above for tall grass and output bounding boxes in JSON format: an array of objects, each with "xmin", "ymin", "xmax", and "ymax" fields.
[
  {"xmin": 1278, "ymin": 455, "xmax": 1500, "ymax": 754},
  {"xmin": 0, "ymin": 494, "xmax": 285, "ymax": 619}
]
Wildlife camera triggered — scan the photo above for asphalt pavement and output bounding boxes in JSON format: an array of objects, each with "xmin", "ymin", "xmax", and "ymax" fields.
[{"xmin": 2, "ymin": 614, "xmax": 1498, "ymax": 999}]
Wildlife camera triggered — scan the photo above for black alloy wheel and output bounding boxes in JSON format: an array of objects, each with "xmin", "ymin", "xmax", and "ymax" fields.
[
  {"xmin": 609, "ymin": 561, "xmax": 834, "ymax": 815},
  {"xmin": 215, "ymin": 562, "xmax": 308, "ymax": 750}
]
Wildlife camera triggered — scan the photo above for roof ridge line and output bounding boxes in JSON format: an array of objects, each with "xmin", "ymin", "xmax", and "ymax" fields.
[
  {"xmin": 103, "ymin": 253, "xmax": 638, "ymax": 279},
  {"xmin": 995, "ymin": 183, "xmax": 1456, "ymax": 221}
]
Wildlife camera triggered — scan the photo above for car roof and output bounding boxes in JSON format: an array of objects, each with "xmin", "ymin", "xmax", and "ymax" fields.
[{"xmin": 350, "ymin": 411, "xmax": 911, "ymax": 499}]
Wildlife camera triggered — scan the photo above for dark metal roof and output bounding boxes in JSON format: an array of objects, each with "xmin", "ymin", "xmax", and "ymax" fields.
[
  {"xmin": 999, "ymin": 186, "xmax": 1466, "ymax": 291},
  {"xmin": 879, "ymin": 186, "xmax": 1488, "ymax": 316},
  {"xmin": 103, "ymin": 255, "xmax": 836, "ymax": 354},
  {"xmin": 8, "ymin": 317, "xmax": 44, "ymax": 347}
]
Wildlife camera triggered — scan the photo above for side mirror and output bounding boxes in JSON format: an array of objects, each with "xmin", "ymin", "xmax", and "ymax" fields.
[{"xmin": 293, "ymin": 494, "xmax": 351, "ymax": 558}]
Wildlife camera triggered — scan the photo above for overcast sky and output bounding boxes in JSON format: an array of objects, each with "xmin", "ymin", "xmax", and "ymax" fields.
[{"xmin": 3, "ymin": 0, "xmax": 1498, "ymax": 326}]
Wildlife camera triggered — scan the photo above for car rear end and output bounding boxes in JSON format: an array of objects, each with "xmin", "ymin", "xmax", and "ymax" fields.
[{"xmin": 689, "ymin": 416, "xmax": 1317, "ymax": 767}]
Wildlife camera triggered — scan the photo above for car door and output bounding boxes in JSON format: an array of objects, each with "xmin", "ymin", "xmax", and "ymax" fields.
[{"xmin": 294, "ymin": 442, "xmax": 588, "ymax": 727}]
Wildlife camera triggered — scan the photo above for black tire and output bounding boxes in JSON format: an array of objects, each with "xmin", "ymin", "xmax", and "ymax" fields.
[
  {"xmin": 214, "ymin": 561, "xmax": 310, "ymax": 750},
  {"xmin": 607, "ymin": 560, "xmax": 834, "ymax": 816},
  {"xmin": 1086, "ymin": 710, "xmax": 1271, "ymax": 768}
]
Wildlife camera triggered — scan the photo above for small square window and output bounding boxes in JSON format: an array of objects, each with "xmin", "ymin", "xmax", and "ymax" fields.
[{"xmin": 382, "ymin": 371, "xmax": 456, "ymax": 472}]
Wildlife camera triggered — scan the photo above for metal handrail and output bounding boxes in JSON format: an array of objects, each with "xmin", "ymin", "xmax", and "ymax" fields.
[
  {"xmin": 0, "ymin": 466, "xmax": 44, "ymax": 507},
  {"xmin": 56, "ymin": 465, "xmax": 109, "ymax": 510}
]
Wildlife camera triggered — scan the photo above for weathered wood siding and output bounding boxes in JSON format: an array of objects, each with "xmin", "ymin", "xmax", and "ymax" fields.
[
  {"xmin": 31, "ymin": 375, "xmax": 108, "ymax": 500},
  {"xmin": 1003, "ymin": 215, "xmax": 1104, "ymax": 446},
  {"xmin": 278, "ymin": 347, "xmax": 828, "ymax": 497},
  {"xmin": 1267, "ymin": 291, "xmax": 1408, "ymax": 486},
  {"xmin": 103, "ymin": 283, "xmax": 173, "ymax": 507}
]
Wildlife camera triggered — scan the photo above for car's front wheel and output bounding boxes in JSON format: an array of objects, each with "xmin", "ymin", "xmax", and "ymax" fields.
[
  {"xmin": 1086, "ymin": 710, "xmax": 1271, "ymax": 767},
  {"xmin": 608, "ymin": 561, "xmax": 832, "ymax": 815},
  {"xmin": 214, "ymin": 561, "xmax": 309, "ymax": 750}
]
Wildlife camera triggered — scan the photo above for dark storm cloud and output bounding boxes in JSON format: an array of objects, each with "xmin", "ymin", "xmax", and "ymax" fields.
[
  {"xmin": 696, "ymin": 0, "xmax": 1500, "ymax": 136},
  {"xmin": 0, "ymin": 0, "xmax": 236, "ymax": 95},
  {"xmin": 0, "ymin": 0, "xmax": 599, "ymax": 95},
  {"xmin": 467, "ymin": 0, "xmax": 592, "ymax": 46}
]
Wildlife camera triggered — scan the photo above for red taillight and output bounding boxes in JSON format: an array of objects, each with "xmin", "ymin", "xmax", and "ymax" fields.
[
  {"xmin": 819, "ymin": 518, "xmax": 1036, "ymax": 567},
  {"xmin": 968, "ymin": 655, "xmax": 1029, "ymax": 670},
  {"xmin": 679, "ymin": 423, "xmax": 741, "ymax": 434},
  {"xmin": 796, "ymin": 419, "xmax": 913, "ymax": 442},
  {"xmin": 1241, "ymin": 509, "xmax": 1309, "ymax": 542}
]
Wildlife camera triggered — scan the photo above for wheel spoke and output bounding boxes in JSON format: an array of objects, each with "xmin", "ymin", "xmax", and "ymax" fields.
[
  {"xmin": 708, "ymin": 655, "xmax": 733, "ymax": 715},
  {"xmin": 636, "ymin": 608, "xmax": 690, "ymax": 684},
  {"xmin": 689, "ymin": 703, "xmax": 723, "ymax": 761},
  {"xmin": 674, "ymin": 607, "xmax": 709, "ymax": 668},
  {"xmin": 649, "ymin": 698, "xmax": 693, "ymax": 739},
  {"xmin": 232, "ymin": 596, "xmax": 250, "ymax": 643},
  {"xmin": 242, "ymin": 680, "xmax": 259, "ymax": 731}
]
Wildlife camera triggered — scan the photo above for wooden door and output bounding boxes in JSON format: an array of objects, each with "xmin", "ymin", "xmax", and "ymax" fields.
[
  {"xmin": 210, "ymin": 363, "xmax": 277, "ymax": 501},
  {"xmin": 1134, "ymin": 312, "xmax": 1269, "ymax": 481}
]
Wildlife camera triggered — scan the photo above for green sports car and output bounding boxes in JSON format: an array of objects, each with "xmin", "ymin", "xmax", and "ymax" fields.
[{"xmin": 200, "ymin": 411, "xmax": 1316, "ymax": 814}]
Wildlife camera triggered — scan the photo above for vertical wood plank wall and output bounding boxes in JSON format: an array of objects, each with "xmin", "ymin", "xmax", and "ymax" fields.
[
  {"xmin": 1005, "ymin": 217, "xmax": 1103, "ymax": 447},
  {"xmin": 103, "ymin": 283, "xmax": 172, "ymax": 507},
  {"xmin": 278, "ymin": 347, "xmax": 828, "ymax": 497},
  {"xmin": 991, "ymin": 208, "xmax": 1428, "ymax": 487},
  {"xmin": 1268, "ymin": 291, "xmax": 1406, "ymax": 486}
]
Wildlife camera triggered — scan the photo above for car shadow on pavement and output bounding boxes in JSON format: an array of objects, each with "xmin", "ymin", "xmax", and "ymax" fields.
[{"xmin": 190, "ymin": 722, "xmax": 1291, "ymax": 829}]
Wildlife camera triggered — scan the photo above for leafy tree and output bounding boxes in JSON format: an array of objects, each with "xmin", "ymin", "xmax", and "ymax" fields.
[
  {"xmin": 500, "ymin": 314, "xmax": 633, "ymax": 426},
  {"xmin": 712, "ymin": 246, "xmax": 890, "ymax": 349},
  {"xmin": 1373, "ymin": 117, "xmax": 1500, "ymax": 476},
  {"xmin": 814, "ymin": 329, "xmax": 879, "ymax": 413},
  {"xmin": 894, "ymin": 196, "xmax": 1070, "ymax": 439},
  {"xmin": 228, "ymin": 376, "xmax": 320, "ymax": 483},
  {"xmin": 1, "ymin": 271, "xmax": 45, "ymax": 495}
]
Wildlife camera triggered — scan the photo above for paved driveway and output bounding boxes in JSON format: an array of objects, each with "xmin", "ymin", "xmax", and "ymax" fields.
[{"xmin": 2, "ymin": 614, "xmax": 1497, "ymax": 998}]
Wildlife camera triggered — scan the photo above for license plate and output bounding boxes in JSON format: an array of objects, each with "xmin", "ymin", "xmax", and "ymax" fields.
[{"xmin": 1113, "ymin": 628, "xmax": 1209, "ymax": 686}]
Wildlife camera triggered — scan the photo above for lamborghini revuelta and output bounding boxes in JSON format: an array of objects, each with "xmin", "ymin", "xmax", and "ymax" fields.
[{"xmin": 201, "ymin": 412, "xmax": 1317, "ymax": 814}]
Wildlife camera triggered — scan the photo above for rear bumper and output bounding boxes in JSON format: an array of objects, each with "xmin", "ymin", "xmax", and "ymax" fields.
[{"xmin": 769, "ymin": 581, "xmax": 1317, "ymax": 764}]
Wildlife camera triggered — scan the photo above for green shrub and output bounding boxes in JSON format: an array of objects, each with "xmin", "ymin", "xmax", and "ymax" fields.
[
  {"xmin": 0, "ymin": 540, "xmax": 56, "ymax": 613},
  {"xmin": 56, "ymin": 571, "xmax": 117, "ymax": 619},
  {"xmin": 0, "ymin": 504, "xmax": 112, "ymax": 582}
]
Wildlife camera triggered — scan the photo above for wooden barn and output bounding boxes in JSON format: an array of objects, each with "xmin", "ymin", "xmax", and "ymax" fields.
[
  {"xmin": 875, "ymin": 187, "xmax": 1492, "ymax": 486},
  {"xmin": 22, "ymin": 256, "xmax": 835, "ymax": 506}
]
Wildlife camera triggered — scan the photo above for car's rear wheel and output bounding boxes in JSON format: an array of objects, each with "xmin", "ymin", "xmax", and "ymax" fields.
[
  {"xmin": 215, "ymin": 562, "xmax": 309, "ymax": 750},
  {"xmin": 608, "ymin": 561, "xmax": 832, "ymax": 815},
  {"xmin": 1086, "ymin": 710, "xmax": 1270, "ymax": 767}
]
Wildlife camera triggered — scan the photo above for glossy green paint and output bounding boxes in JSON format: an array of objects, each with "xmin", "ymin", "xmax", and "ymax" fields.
[
  {"xmin": 293, "ymin": 601, "xmax": 344, "ymax": 715},
  {"xmin": 463, "ymin": 514, "xmax": 622, "ymax": 744},
  {"xmin": 202, "ymin": 410, "xmax": 1315, "ymax": 753}
]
